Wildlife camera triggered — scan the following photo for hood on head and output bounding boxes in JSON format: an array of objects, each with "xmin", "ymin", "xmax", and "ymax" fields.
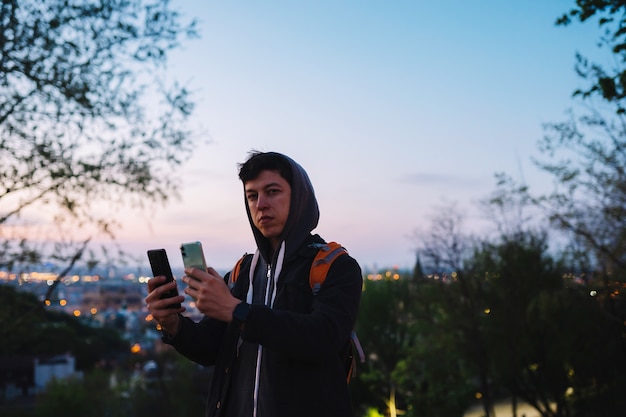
[{"xmin": 242, "ymin": 153, "xmax": 319, "ymax": 263}]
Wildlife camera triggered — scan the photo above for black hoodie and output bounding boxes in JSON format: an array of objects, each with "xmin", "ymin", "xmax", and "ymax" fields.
[{"xmin": 165, "ymin": 153, "xmax": 362, "ymax": 417}]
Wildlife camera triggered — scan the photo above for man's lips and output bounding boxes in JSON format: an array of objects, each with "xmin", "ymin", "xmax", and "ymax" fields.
[{"xmin": 258, "ymin": 215, "xmax": 272, "ymax": 224}]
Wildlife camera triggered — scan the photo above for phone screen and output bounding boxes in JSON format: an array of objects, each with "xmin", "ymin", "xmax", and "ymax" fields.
[{"xmin": 180, "ymin": 241, "xmax": 207, "ymax": 271}]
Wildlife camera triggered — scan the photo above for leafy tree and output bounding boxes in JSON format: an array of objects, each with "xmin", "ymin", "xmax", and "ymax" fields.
[
  {"xmin": 524, "ymin": 284, "xmax": 626, "ymax": 416},
  {"xmin": 33, "ymin": 371, "xmax": 122, "ymax": 417},
  {"xmin": 469, "ymin": 232, "xmax": 568, "ymax": 417},
  {"xmin": 351, "ymin": 206, "xmax": 483, "ymax": 417},
  {"xmin": 353, "ymin": 277, "xmax": 415, "ymax": 416},
  {"xmin": 393, "ymin": 278, "xmax": 475, "ymax": 417},
  {"xmin": 391, "ymin": 4, "xmax": 626, "ymax": 415},
  {"xmin": 354, "ymin": 271, "xmax": 476, "ymax": 417},
  {"xmin": 414, "ymin": 206, "xmax": 498, "ymax": 417},
  {"xmin": 129, "ymin": 352, "xmax": 210, "ymax": 417},
  {"xmin": 0, "ymin": 0, "xmax": 199, "ymax": 276},
  {"xmin": 32, "ymin": 353, "xmax": 209, "ymax": 417},
  {"xmin": 557, "ymin": 1, "xmax": 626, "ymax": 108},
  {"xmin": 0, "ymin": 285, "xmax": 129, "ymax": 369},
  {"xmin": 486, "ymin": 4, "xmax": 626, "ymax": 413},
  {"xmin": 523, "ymin": 6, "xmax": 626, "ymax": 413},
  {"xmin": 527, "ymin": 0, "xmax": 626, "ymax": 295}
]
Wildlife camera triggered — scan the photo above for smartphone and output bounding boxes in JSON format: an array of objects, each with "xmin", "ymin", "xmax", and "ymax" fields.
[
  {"xmin": 147, "ymin": 248, "xmax": 181, "ymax": 309},
  {"xmin": 180, "ymin": 241, "xmax": 208, "ymax": 271}
]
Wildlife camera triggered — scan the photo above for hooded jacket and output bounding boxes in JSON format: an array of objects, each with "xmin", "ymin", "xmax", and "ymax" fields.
[{"xmin": 163, "ymin": 153, "xmax": 363, "ymax": 417}]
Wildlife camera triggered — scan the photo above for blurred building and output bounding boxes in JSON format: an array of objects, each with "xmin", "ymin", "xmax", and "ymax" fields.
[
  {"xmin": 80, "ymin": 282, "xmax": 144, "ymax": 313},
  {"xmin": 0, "ymin": 353, "xmax": 81, "ymax": 402}
]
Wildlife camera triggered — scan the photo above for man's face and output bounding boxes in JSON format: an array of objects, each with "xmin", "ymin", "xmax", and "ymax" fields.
[{"xmin": 244, "ymin": 170, "xmax": 291, "ymax": 249}]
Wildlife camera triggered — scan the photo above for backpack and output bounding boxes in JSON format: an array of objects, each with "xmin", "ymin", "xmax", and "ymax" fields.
[{"xmin": 229, "ymin": 241, "xmax": 365, "ymax": 382}]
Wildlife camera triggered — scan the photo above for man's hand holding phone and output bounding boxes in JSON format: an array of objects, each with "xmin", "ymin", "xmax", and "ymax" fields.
[
  {"xmin": 146, "ymin": 276, "xmax": 185, "ymax": 335},
  {"xmin": 183, "ymin": 266, "xmax": 240, "ymax": 323},
  {"xmin": 145, "ymin": 249, "xmax": 185, "ymax": 336},
  {"xmin": 180, "ymin": 242, "xmax": 239, "ymax": 322}
]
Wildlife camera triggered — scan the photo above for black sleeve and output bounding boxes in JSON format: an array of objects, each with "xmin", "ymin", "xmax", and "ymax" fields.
[
  {"xmin": 162, "ymin": 257, "xmax": 252, "ymax": 366},
  {"xmin": 162, "ymin": 314, "xmax": 227, "ymax": 367}
]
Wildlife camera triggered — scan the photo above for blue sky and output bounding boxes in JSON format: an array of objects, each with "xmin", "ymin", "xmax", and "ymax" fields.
[{"xmin": 117, "ymin": 1, "xmax": 604, "ymax": 272}]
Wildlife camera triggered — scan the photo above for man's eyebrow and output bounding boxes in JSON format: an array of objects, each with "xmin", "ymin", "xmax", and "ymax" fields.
[
  {"xmin": 245, "ymin": 181, "xmax": 285, "ymax": 194},
  {"xmin": 246, "ymin": 182, "xmax": 282, "ymax": 191}
]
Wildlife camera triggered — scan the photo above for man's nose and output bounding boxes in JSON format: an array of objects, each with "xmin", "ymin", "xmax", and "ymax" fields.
[{"xmin": 256, "ymin": 194, "xmax": 269, "ymax": 209}]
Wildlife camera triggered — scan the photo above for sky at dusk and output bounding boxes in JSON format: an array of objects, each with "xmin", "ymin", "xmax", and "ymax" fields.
[{"xmin": 114, "ymin": 1, "xmax": 605, "ymax": 273}]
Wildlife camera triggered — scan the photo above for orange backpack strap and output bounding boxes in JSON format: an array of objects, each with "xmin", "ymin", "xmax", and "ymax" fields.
[
  {"xmin": 309, "ymin": 241, "xmax": 348, "ymax": 295},
  {"xmin": 228, "ymin": 253, "xmax": 248, "ymax": 288},
  {"xmin": 346, "ymin": 331, "xmax": 366, "ymax": 383},
  {"xmin": 310, "ymin": 241, "xmax": 366, "ymax": 383}
]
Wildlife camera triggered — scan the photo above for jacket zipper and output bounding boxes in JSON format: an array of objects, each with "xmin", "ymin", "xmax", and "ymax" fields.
[{"xmin": 252, "ymin": 263, "xmax": 272, "ymax": 417}]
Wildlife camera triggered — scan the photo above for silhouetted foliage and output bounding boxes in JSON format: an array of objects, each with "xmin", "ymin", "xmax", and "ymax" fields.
[
  {"xmin": 0, "ymin": 0, "xmax": 199, "ymax": 274},
  {"xmin": 0, "ymin": 285, "xmax": 129, "ymax": 369},
  {"xmin": 353, "ymin": 273, "xmax": 475, "ymax": 417}
]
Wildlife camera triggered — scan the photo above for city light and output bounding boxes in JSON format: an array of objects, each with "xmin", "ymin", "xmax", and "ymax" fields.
[
  {"xmin": 59, "ymin": 299, "xmax": 67, "ymax": 306},
  {"xmin": 0, "ymin": 271, "xmax": 111, "ymax": 284},
  {"xmin": 73, "ymin": 310, "xmax": 81, "ymax": 317},
  {"xmin": 130, "ymin": 343, "xmax": 141, "ymax": 354},
  {"xmin": 366, "ymin": 273, "xmax": 383, "ymax": 281},
  {"xmin": 363, "ymin": 269, "xmax": 411, "ymax": 281}
]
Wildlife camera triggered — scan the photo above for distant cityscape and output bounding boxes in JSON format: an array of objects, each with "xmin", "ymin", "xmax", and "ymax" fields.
[
  {"xmin": 0, "ymin": 266, "xmax": 205, "ymax": 323},
  {"xmin": 0, "ymin": 263, "xmax": 404, "ymax": 335},
  {"xmin": 0, "ymin": 260, "xmax": 406, "ymax": 357}
]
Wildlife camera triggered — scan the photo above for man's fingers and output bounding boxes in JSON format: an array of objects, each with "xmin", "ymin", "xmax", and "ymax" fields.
[
  {"xmin": 147, "ymin": 275, "xmax": 165, "ymax": 292},
  {"xmin": 148, "ymin": 275, "xmax": 178, "ymax": 293},
  {"xmin": 183, "ymin": 268, "xmax": 205, "ymax": 283},
  {"xmin": 148, "ymin": 295, "xmax": 185, "ymax": 314},
  {"xmin": 151, "ymin": 280, "xmax": 177, "ymax": 297}
]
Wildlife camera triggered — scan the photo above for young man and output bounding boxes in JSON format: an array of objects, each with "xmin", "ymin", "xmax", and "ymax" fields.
[{"xmin": 145, "ymin": 151, "xmax": 363, "ymax": 417}]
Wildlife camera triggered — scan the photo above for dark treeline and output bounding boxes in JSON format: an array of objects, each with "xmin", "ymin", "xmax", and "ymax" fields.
[{"xmin": 352, "ymin": 228, "xmax": 626, "ymax": 417}]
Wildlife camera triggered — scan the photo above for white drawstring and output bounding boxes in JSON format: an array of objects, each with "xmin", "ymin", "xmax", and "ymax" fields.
[
  {"xmin": 251, "ymin": 242, "xmax": 285, "ymax": 417},
  {"xmin": 269, "ymin": 243, "xmax": 285, "ymax": 307},
  {"xmin": 245, "ymin": 251, "xmax": 260, "ymax": 304}
]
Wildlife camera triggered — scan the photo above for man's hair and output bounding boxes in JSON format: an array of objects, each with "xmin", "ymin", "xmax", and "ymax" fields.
[{"xmin": 238, "ymin": 151, "xmax": 293, "ymax": 185}]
